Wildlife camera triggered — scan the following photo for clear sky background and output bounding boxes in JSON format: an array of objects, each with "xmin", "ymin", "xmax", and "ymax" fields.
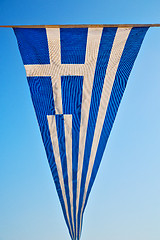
[{"xmin": 0, "ymin": 0, "xmax": 160, "ymax": 240}]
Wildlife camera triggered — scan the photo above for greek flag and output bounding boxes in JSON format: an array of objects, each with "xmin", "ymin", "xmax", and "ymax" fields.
[{"xmin": 14, "ymin": 26, "xmax": 148, "ymax": 240}]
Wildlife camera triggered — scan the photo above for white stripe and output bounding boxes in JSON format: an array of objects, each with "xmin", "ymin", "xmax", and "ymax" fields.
[
  {"xmin": 46, "ymin": 28, "xmax": 61, "ymax": 65},
  {"xmin": 25, "ymin": 64, "xmax": 85, "ymax": 76},
  {"xmin": 47, "ymin": 115, "xmax": 73, "ymax": 238},
  {"xmin": 63, "ymin": 114, "xmax": 75, "ymax": 238},
  {"xmin": 25, "ymin": 64, "xmax": 52, "ymax": 76},
  {"xmin": 78, "ymin": 27, "xmax": 132, "ymax": 239},
  {"xmin": 76, "ymin": 28, "xmax": 103, "ymax": 237},
  {"xmin": 46, "ymin": 28, "xmax": 62, "ymax": 114}
]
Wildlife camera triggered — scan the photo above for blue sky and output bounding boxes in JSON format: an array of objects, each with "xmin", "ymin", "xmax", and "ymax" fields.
[{"xmin": 0, "ymin": 0, "xmax": 160, "ymax": 240}]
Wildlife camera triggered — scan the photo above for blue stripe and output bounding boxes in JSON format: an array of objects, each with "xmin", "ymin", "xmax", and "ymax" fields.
[
  {"xmin": 60, "ymin": 28, "xmax": 88, "ymax": 64},
  {"xmin": 27, "ymin": 76, "xmax": 73, "ymax": 239},
  {"xmin": 72, "ymin": 113, "xmax": 81, "ymax": 239},
  {"xmin": 61, "ymin": 76, "xmax": 84, "ymax": 114},
  {"xmin": 14, "ymin": 28, "xmax": 50, "ymax": 65},
  {"xmin": 61, "ymin": 75, "xmax": 83, "ymax": 238},
  {"xmin": 77, "ymin": 27, "xmax": 117, "ymax": 238},
  {"xmin": 82, "ymin": 27, "xmax": 149, "ymax": 221},
  {"xmin": 55, "ymin": 114, "xmax": 74, "ymax": 235}
]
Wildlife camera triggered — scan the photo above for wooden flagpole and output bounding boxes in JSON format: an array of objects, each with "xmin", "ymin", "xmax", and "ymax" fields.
[{"xmin": 0, "ymin": 24, "xmax": 160, "ymax": 28}]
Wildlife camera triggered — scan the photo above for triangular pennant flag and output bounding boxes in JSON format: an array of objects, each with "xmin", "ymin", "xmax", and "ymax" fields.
[{"xmin": 14, "ymin": 26, "xmax": 148, "ymax": 240}]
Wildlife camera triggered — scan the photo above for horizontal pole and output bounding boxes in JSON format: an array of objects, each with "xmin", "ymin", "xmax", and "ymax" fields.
[{"xmin": 0, "ymin": 24, "xmax": 160, "ymax": 28}]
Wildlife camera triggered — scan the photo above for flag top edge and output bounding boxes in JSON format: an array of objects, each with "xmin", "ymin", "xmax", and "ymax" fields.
[{"xmin": 0, "ymin": 24, "xmax": 160, "ymax": 28}]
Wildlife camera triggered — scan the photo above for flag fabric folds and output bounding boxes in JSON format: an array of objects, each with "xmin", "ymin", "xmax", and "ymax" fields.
[{"xmin": 14, "ymin": 26, "xmax": 148, "ymax": 240}]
